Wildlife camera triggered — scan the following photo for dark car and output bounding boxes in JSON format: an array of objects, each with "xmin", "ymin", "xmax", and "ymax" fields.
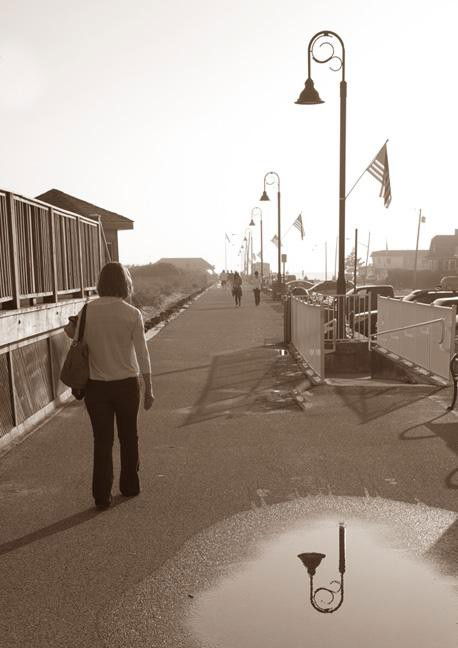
[
  {"xmin": 402, "ymin": 289, "xmax": 458, "ymax": 304},
  {"xmin": 346, "ymin": 284, "xmax": 395, "ymax": 311}
]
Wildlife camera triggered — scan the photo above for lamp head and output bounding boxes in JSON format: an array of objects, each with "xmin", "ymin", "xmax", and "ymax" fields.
[
  {"xmin": 297, "ymin": 552, "xmax": 326, "ymax": 576},
  {"xmin": 249, "ymin": 218, "xmax": 255, "ymax": 227},
  {"xmin": 260, "ymin": 190, "xmax": 270, "ymax": 202},
  {"xmin": 295, "ymin": 78, "xmax": 324, "ymax": 105}
]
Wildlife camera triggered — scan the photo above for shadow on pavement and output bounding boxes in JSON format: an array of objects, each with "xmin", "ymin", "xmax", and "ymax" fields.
[
  {"xmin": 399, "ymin": 412, "xmax": 458, "ymax": 490},
  {"xmin": 333, "ymin": 385, "xmax": 442, "ymax": 424},
  {"xmin": 151, "ymin": 363, "xmax": 211, "ymax": 378},
  {"xmin": 425, "ymin": 518, "xmax": 458, "ymax": 576},
  {"xmin": 183, "ymin": 346, "xmax": 306, "ymax": 426},
  {"xmin": 0, "ymin": 495, "xmax": 128, "ymax": 557}
]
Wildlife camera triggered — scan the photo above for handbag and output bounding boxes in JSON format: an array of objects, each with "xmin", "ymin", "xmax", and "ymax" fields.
[{"xmin": 60, "ymin": 303, "xmax": 89, "ymax": 399}]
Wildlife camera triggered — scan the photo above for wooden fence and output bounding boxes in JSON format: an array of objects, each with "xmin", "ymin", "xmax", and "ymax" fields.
[{"xmin": 0, "ymin": 190, "xmax": 103, "ymax": 309}]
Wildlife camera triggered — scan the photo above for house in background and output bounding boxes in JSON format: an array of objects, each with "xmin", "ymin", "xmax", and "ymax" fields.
[
  {"xmin": 371, "ymin": 250, "xmax": 431, "ymax": 280},
  {"xmin": 36, "ymin": 189, "xmax": 134, "ymax": 262},
  {"xmin": 428, "ymin": 230, "xmax": 458, "ymax": 273},
  {"xmin": 157, "ymin": 258, "xmax": 215, "ymax": 273}
]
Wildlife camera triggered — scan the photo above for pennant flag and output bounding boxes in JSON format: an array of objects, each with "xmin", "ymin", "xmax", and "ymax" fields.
[
  {"xmin": 292, "ymin": 213, "xmax": 304, "ymax": 239},
  {"xmin": 367, "ymin": 142, "xmax": 392, "ymax": 207},
  {"xmin": 271, "ymin": 234, "xmax": 279, "ymax": 248}
]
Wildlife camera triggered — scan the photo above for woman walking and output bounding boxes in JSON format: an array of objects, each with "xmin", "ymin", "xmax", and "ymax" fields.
[
  {"xmin": 65, "ymin": 262, "xmax": 154, "ymax": 510},
  {"xmin": 232, "ymin": 271, "xmax": 243, "ymax": 307}
]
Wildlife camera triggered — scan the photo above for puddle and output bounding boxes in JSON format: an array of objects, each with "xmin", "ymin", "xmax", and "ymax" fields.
[
  {"xmin": 187, "ymin": 518, "xmax": 456, "ymax": 647},
  {"xmin": 98, "ymin": 497, "xmax": 457, "ymax": 648}
]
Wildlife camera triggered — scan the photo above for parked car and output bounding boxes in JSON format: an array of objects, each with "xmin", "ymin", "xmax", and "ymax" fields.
[
  {"xmin": 309, "ymin": 279, "xmax": 354, "ymax": 296},
  {"xmin": 431, "ymin": 296, "xmax": 458, "ymax": 336},
  {"xmin": 285, "ymin": 279, "xmax": 314, "ymax": 297},
  {"xmin": 346, "ymin": 284, "xmax": 395, "ymax": 311},
  {"xmin": 402, "ymin": 289, "xmax": 458, "ymax": 304}
]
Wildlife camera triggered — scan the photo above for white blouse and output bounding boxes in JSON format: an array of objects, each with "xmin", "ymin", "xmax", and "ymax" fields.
[{"xmin": 77, "ymin": 297, "xmax": 151, "ymax": 381}]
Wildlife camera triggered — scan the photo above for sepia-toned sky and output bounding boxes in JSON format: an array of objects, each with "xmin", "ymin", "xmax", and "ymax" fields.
[{"xmin": 0, "ymin": 0, "xmax": 457, "ymax": 276}]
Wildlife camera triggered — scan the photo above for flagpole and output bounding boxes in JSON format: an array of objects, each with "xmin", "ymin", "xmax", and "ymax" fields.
[
  {"xmin": 345, "ymin": 139, "xmax": 389, "ymax": 201},
  {"xmin": 413, "ymin": 209, "xmax": 422, "ymax": 290},
  {"xmin": 353, "ymin": 228, "xmax": 358, "ymax": 290},
  {"xmin": 224, "ymin": 233, "xmax": 228, "ymax": 272},
  {"xmin": 365, "ymin": 232, "xmax": 370, "ymax": 281}
]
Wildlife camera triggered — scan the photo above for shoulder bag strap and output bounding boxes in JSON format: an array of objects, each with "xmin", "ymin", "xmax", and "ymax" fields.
[{"xmin": 77, "ymin": 303, "xmax": 88, "ymax": 342}]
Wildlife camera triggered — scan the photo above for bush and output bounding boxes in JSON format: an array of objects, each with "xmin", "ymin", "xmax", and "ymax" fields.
[{"xmin": 127, "ymin": 261, "xmax": 210, "ymax": 308}]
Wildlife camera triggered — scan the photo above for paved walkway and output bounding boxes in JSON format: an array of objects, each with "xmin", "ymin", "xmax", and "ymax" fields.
[{"xmin": 0, "ymin": 286, "xmax": 456, "ymax": 647}]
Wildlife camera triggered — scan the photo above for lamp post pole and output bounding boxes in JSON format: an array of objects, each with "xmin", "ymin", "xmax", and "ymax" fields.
[
  {"xmin": 295, "ymin": 30, "xmax": 347, "ymax": 336},
  {"xmin": 249, "ymin": 207, "xmax": 263, "ymax": 282},
  {"xmin": 260, "ymin": 172, "xmax": 281, "ymax": 283}
]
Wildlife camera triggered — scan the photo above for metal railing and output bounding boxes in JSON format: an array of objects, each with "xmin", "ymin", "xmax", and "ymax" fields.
[
  {"xmin": 290, "ymin": 296, "xmax": 325, "ymax": 377},
  {"xmin": 374, "ymin": 297, "xmax": 456, "ymax": 382},
  {"xmin": 302, "ymin": 292, "xmax": 371, "ymax": 349},
  {"xmin": 0, "ymin": 190, "xmax": 104, "ymax": 309}
]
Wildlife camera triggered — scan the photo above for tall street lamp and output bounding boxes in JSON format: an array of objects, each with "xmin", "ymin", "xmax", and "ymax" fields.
[
  {"xmin": 260, "ymin": 171, "xmax": 281, "ymax": 283},
  {"xmin": 249, "ymin": 206, "xmax": 263, "ymax": 282},
  {"xmin": 295, "ymin": 30, "xmax": 347, "ymax": 336}
]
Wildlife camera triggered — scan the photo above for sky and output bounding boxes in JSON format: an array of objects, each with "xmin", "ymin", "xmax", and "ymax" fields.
[{"xmin": 0, "ymin": 0, "xmax": 457, "ymax": 278}]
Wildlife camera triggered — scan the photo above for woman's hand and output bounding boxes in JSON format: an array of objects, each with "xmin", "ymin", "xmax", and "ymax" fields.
[{"xmin": 144, "ymin": 392, "xmax": 155, "ymax": 410}]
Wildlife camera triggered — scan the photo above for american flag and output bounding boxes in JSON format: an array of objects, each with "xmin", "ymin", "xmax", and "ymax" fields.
[
  {"xmin": 367, "ymin": 142, "xmax": 392, "ymax": 208},
  {"xmin": 293, "ymin": 213, "xmax": 304, "ymax": 239}
]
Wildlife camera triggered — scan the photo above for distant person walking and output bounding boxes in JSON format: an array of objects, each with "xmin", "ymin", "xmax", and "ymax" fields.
[
  {"xmin": 220, "ymin": 270, "xmax": 227, "ymax": 288},
  {"xmin": 252, "ymin": 270, "xmax": 262, "ymax": 306},
  {"xmin": 232, "ymin": 271, "xmax": 243, "ymax": 307},
  {"xmin": 64, "ymin": 262, "xmax": 154, "ymax": 510}
]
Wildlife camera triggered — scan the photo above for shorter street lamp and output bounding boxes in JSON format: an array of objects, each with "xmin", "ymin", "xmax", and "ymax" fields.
[
  {"xmin": 298, "ymin": 522, "xmax": 346, "ymax": 614},
  {"xmin": 249, "ymin": 207, "xmax": 263, "ymax": 282},
  {"xmin": 260, "ymin": 171, "xmax": 281, "ymax": 283}
]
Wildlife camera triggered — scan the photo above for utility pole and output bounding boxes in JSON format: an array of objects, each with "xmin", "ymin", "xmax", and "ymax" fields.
[{"xmin": 325, "ymin": 241, "xmax": 328, "ymax": 280}]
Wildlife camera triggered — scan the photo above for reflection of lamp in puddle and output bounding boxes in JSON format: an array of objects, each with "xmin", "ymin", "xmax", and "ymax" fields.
[{"xmin": 298, "ymin": 522, "xmax": 346, "ymax": 613}]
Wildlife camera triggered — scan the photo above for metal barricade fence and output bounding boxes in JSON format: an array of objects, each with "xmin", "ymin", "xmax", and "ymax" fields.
[
  {"xmin": 290, "ymin": 296, "xmax": 325, "ymax": 378},
  {"xmin": 302, "ymin": 292, "xmax": 371, "ymax": 348},
  {"xmin": 375, "ymin": 296, "xmax": 456, "ymax": 381}
]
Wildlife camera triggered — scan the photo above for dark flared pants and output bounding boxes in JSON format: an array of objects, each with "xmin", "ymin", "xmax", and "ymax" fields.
[
  {"xmin": 253, "ymin": 288, "xmax": 261, "ymax": 305},
  {"xmin": 85, "ymin": 377, "xmax": 140, "ymax": 504}
]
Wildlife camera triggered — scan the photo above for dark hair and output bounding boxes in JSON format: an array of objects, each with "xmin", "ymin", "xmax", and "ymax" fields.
[{"xmin": 97, "ymin": 262, "xmax": 132, "ymax": 298}]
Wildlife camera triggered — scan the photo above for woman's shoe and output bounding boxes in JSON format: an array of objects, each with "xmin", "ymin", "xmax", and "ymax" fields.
[{"xmin": 95, "ymin": 496, "xmax": 112, "ymax": 510}]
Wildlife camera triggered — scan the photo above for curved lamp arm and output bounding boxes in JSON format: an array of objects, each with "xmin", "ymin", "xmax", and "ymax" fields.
[
  {"xmin": 263, "ymin": 171, "xmax": 281, "ymax": 192},
  {"xmin": 307, "ymin": 30, "xmax": 346, "ymax": 80}
]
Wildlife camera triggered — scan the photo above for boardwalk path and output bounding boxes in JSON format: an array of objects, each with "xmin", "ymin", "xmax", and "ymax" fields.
[{"xmin": 0, "ymin": 286, "xmax": 456, "ymax": 647}]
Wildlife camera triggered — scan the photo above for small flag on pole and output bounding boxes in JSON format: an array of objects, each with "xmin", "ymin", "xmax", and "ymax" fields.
[
  {"xmin": 292, "ymin": 213, "xmax": 304, "ymax": 239},
  {"xmin": 271, "ymin": 234, "xmax": 279, "ymax": 248},
  {"xmin": 225, "ymin": 233, "xmax": 230, "ymax": 242},
  {"xmin": 367, "ymin": 142, "xmax": 392, "ymax": 207},
  {"xmin": 421, "ymin": 215, "xmax": 426, "ymax": 223}
]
